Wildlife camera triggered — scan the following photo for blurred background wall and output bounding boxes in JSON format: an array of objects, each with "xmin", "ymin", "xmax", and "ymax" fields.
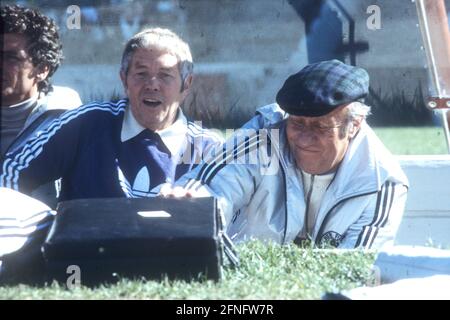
[{"xmin": 5, "ymin": 0, "xmax": 446, "ymax": 127}]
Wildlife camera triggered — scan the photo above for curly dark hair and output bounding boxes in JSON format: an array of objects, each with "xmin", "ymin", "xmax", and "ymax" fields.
[{"xmin": 1, "ymin": 4, "xmax": 63, "ymax": 94}]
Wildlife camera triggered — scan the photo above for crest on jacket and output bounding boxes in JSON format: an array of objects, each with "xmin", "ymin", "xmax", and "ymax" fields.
[{"xmin": 319, "ymin": 231, "xmax": 343, "ymax": 247}]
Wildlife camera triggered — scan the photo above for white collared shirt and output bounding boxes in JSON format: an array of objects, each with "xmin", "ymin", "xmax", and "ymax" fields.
[{"xmin": 120, "ymin": 106, "xmax": 188, "ymax": 158}]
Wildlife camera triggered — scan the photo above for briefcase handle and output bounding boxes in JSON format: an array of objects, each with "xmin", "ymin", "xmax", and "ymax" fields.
[
  {"xmin": 221, "ymin": 232, "xmax": 240, "ymax": 268},
  {"xmin": 216, "ymin": 206, "xmax": 239, "ymax": 268}
]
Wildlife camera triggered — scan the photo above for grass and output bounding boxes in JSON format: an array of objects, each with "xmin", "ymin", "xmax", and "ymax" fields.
[
  {"xmin": 372, "ymin": 126, "xmax": 448, "ymax": 155},
  {"xmin": 0, "ymin": 241, "xmax": 376, "ymax": 300}
]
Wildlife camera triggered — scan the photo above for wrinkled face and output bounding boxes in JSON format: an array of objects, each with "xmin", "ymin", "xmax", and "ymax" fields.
[
  {"xmin": 1, "ymin": 33, "xmax": 48, "ymax": 106},
  {"xmin": 120, "ymin": 47, "xmax": 191, "ymax": 131},
  {"xmin": 286, "ymin": 104, "xmax": 361, "ymax": 175}
]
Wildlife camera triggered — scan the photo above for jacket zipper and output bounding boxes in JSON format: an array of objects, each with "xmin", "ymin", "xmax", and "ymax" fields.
[
  {"xmin": 280, "ymin": 161, "xmax": 288, "ymax": 244},
  {"xmin": 266, "ymin": 128, "xmax": 290, "ymax": 245}
]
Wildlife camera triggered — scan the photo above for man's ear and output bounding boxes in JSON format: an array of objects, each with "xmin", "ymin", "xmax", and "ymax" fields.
[
  {"xmin": 120, "ymin": 71, "xmax": 127, "ymax": 90},
  {"xmin": 181, "ymin": 74, "xmax": 193, "ymax": 97},
  {"xmin": 348, "ymin": 118, "xmax": 363, "ymax": 139},
  {"xmin": 34, "ymin": 66, "xmax": 49, "ymax": 83}
]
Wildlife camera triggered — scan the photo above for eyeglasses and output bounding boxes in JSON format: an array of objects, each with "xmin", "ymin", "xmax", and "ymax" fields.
[{"xmin": 289, "ymin": 120, "xmax": 345, "ymax": 136}]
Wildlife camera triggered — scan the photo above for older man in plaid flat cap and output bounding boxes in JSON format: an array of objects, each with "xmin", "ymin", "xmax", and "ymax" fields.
[{"xmin": 166, "ymin": 60, "xmax": 409, "ymax": 249}]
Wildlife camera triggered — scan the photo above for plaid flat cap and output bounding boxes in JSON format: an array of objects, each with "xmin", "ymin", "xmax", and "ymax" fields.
[{"xmin": 276, "ymin": 60, "xmax": 369, "ymax": 117}]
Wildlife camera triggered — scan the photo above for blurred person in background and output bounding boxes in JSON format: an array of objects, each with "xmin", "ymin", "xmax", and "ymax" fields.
[{"xmin": 1, "ymin": 4, "xmax": 82, "ymax": 207}]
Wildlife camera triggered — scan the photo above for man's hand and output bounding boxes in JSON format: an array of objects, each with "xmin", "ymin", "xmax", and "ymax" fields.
[{"xmin": 159, "ymin": 184, "xmax": 199, "ymax": 198}]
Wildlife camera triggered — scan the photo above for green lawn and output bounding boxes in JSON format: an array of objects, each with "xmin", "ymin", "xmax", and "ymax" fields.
[
  {"xmin": 0, "ymin": 241, "xmax": 376, "ymax": 300},
  {"xmin": 372, "ymin": 126, "xmax": 448, "ymax": 155}
]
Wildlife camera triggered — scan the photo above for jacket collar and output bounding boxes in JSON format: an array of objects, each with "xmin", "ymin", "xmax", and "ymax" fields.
[{"xmin": 121, "ymin": 105, "xmax": 188, "ymax": 157}]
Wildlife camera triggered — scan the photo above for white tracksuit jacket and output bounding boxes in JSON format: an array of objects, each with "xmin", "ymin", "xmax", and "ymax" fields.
[{"xmin": 175, "ymin": 105, "xmax": 409, "ymax": 249}]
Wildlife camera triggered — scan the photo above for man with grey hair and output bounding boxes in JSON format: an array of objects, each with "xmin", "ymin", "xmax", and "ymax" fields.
[
  {"xmin": 0, "ymin": 27, "xmax": 222, "ymax": 201},
  {"xmin": 165, "ymin": 60, "xmax": 409, "ymax": 249}
]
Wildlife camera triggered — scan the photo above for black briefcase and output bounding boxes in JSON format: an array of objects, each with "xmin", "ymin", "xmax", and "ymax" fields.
[{"xmin": 42, "ymin": 197, "xmax": 237, "ymax": 286}]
